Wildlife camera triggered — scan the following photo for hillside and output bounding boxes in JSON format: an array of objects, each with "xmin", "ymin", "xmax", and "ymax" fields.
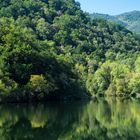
[
  {"xmin": 90, "ymin": 13, "xmax": 126, "ymax": 26},
  {"xmin": 0, "ymin": 0, "xmax": 140, "ymax": 102},
  {"xmin": 117, "ymin": 11, "xmax": 140, "ymax": 33},
  {"xmin": 91, "ymin": 11, "xmax": 140, "ymax": 33}
]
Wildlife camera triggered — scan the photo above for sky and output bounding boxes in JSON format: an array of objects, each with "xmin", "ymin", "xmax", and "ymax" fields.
[{"xmin": 76, "ymin": 0, "xmax": 140, "ymax": 15}]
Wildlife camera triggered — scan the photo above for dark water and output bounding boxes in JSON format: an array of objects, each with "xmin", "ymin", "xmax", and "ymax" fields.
[{"xmin": 0, "ymin": 98, "xmax": 140, "ymax": 140}]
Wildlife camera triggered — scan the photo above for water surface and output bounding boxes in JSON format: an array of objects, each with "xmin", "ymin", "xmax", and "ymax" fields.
[{"xmin": 0, "ymin": 98, "xmax": 140, "ymax": 140}]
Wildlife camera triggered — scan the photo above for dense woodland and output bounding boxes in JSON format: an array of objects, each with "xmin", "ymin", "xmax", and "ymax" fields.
[{"xmin": 0, "ymin": 0, "xmax": 140, "ymax": 102}]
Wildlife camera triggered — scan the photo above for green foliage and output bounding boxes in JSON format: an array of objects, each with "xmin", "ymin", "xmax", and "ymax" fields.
[
  {"xmin": 128, "ymin": 73, "xmax": 140, "ymax": 93},
  {"xmin": 86, "ymin": 61, "xmax": 134, "ymax": 95}
]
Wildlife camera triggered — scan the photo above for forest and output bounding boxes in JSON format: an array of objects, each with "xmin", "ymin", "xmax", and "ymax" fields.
[{"xmin": 0, "ymin": 0, "xmax": 140, "ymax": 102}]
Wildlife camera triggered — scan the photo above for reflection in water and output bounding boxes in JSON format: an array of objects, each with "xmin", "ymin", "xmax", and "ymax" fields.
[{"xmin": 0, "ymin": 99, "xmax": 140, "ymax": 140}]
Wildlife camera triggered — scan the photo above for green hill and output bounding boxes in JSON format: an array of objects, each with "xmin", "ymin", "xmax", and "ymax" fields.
[
  {"xmin": 117, "ymin": 11, "xmax": 140, "ymax": 33},
  {"xmin": 90, "ymin": 13, "xmax": 126, "ymax": 26},
  {"xmin": 91, "ymin": 11, "xmax": 140, "ymax": 33},
  {"xmin": 0, "ymin": 0, "xmax": 140, "ymax": 102}
]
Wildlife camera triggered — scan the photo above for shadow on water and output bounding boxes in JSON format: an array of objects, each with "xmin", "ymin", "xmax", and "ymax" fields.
[{"xmin": 0, "ymin": 98, "xmax": 140, "ymax": 140}]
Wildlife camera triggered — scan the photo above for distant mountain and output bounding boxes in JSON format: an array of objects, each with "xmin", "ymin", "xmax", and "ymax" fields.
[
  {"xmin": 90, "ymin": 11, "xmax": 140, "ymax": 33},
  {"xmin": 90, "ymin": 13, "xmax": 126, "ymax": 26},
  {"xmin": 116, "ymin": 11, "xmax": 140, "ymax": 33}
]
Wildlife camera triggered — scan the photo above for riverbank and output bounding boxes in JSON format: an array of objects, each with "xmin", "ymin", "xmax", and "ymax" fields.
[{"xmin": 0, "ymin": 90, "xmax": 138, "ymax": 104}]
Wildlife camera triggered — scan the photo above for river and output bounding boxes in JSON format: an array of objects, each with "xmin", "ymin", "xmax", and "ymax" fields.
[{"xmin": 0, "ymin": 98, "xmax": 140, "ymax": 140}]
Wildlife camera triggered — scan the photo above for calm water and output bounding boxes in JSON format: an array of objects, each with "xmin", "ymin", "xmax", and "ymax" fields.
[{"xmin": 0, "ymin": 98, "xmax": 140, "ymax": 140}]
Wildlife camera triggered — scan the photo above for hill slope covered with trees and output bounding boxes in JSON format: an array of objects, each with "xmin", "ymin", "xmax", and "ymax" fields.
[
  {"xmin": 0, "ymin": 0, "xmax": 140, "ymax": 102},
  {"xmin": 91, "ymin": 11, "xmax": 140, "ymax": 33}
]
